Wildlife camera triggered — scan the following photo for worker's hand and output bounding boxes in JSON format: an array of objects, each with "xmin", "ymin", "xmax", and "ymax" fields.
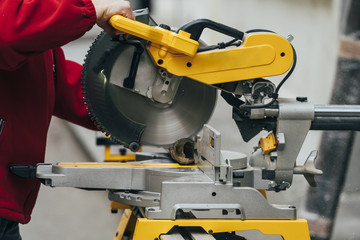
[{"xmin": 92, "ymin": 0, "xmax": 135, "ymax": 38}]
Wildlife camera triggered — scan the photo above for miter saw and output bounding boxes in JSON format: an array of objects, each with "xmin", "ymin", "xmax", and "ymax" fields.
[
  {"xmin": 11, "ymin": 8, "xmax": 360, "ymax": 240},
  {"xmin": 81, "ymin": 9, "xmax": 295, "ymax": 152}
]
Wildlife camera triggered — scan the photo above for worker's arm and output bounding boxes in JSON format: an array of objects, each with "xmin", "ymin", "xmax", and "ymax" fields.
[
  {"xmin": 0, "ymin": 0, "xmax": 134, "ymax": 70},
  {"xmin": 0, "ymin": 0, "xmax": 96, "ymax": 70}
]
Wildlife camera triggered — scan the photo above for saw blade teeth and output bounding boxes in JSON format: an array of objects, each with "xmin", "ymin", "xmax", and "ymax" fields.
[
  {"xmin": 80, "ymin": 32, "xmax": 110, "ymax": 138},
  {"xmin": 80, "ymin": 30, "xmax": 137, "ymax": 147}
]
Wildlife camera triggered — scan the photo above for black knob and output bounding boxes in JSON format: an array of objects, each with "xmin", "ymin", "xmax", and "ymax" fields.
[
  {"xmin": 296, "ymin": 97, "xmax": 308, "ymax": 102},
  {"xmin": 119, "ymin": 148, "xmax": 127, "ymax": 156},
  {"xmin": 159, "ymin": 24, "xmax": 171, "ymax": 31},
  {"xmin": 129, "ymin": 142, "xmax": 140, "ymax": 152}
]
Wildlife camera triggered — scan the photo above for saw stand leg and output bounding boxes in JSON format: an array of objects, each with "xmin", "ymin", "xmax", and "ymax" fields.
[
  {"xmin": 113, "ymin": 210, "xmax": 310, "ymax": 240},
  {"xmin": 113, "ymin": 208, "xmax": 137, "ymax": 240}
]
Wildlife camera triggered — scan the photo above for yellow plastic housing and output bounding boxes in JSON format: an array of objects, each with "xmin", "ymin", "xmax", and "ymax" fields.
[
  {"xmin": 258, "ymin": 132, "xmax": 277, "ymax": 154},
  {"xmin": 109, "ymin": 15, "xmax": 199, "ymax": 57},
  {"xmin": 109, "ymin": 15, "xmax": 294, "ymax": 85},
  {"xmin": 148, "ymin": 33, "xmax": 294, "ymax": 84}
]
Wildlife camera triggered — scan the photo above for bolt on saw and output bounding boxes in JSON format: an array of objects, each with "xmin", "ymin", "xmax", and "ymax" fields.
[{"xmin": 11, "ymin": 8, "xmax": 360, "ymax": 240}]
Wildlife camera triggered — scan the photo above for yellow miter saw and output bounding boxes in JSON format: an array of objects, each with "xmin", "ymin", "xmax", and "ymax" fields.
[
  {"xmin": 11, "ymin": 9, "xmax": 360, "ymax": 240},
  {"xmin": 81, "ymin": 9, "xmax": 293, "ymax": 151}
]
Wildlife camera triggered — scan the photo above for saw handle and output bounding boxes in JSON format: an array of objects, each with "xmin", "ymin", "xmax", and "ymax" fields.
[
  {"xmin": 177, "ymin": 19, "xmax": 245, "ymax": 41},
  {"xmin": 109, "ymin": 15, "xmax": 199, "ymax": 57}
]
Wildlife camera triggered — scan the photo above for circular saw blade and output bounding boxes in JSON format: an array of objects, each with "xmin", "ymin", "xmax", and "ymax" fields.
[{"xmin": 82, "ymin": 32, "xmax": 217, "ymax": 147}]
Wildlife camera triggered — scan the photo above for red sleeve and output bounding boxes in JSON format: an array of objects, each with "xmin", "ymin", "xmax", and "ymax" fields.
[
  {"xmin": 0, "ymin": 0, "xmax": 96, "ymax": 70},
  {"xmin": 53, "ymin": 48, "xmax": 98, "ymax": 130}
]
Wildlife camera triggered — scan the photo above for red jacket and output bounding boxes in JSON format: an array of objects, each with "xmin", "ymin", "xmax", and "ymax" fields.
[{"xmin": 0, "ymin": 0, "xmax": 98, "ymax": 224}]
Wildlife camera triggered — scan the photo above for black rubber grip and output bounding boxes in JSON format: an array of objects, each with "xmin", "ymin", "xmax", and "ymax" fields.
[
  {"xmin": 9, "ymin": 165, "xmax": 37, "ymax": 178},
  {"xmin": 178, "ymin": 19, "xmax": 244, "ymax": 41}
]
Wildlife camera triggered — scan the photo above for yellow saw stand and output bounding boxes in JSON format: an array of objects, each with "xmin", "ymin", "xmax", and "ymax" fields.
[{"xmin": 112, "ymin": 208, "xmax": 310, "ymax": 240}]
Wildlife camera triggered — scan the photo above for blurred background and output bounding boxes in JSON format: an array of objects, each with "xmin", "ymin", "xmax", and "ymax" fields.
[{"xmin": 20, "ymin": 0, "xmax": 360, "ymax": 239}]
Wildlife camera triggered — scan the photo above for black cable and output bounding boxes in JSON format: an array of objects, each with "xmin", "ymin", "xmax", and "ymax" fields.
[
  {"xmin": 197, "ymin": 38, "xmax": 240, "ymax": 52},
  {"xmin": 274, "ymin": 45, "xmax": 297, "ymax": 95},
  {"xmin": 197, "ymin": 29, "xmax": 274, "ymax": 52}
]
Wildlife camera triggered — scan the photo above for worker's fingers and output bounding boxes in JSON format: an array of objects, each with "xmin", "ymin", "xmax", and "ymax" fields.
[
  {"xmin": 117, "ymin": 5, "xmax": 135, "ymax": 21},
  {"xmin": 93, "ymin": 0, "xmax": 134, "ymax": 37},
  {"xmin": 126, "ymin": 10, "xmax": 135, "ymax": 21}
]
